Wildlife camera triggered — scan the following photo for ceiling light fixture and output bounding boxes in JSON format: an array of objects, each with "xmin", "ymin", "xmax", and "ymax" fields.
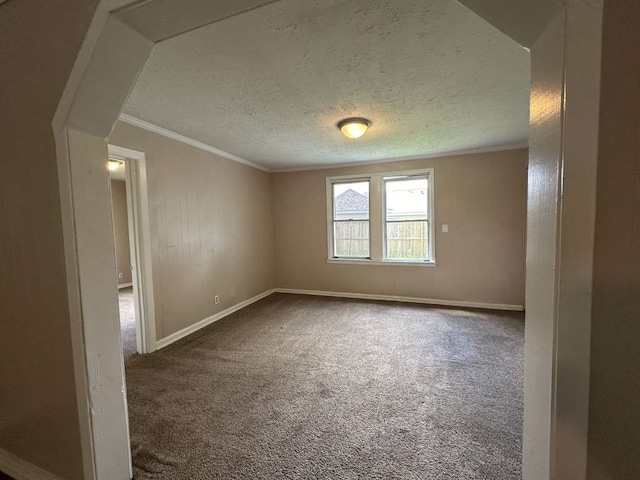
[
  {"xmin": 107, "ymin": 159, "xmax": 124, "ymax": 171},
  {"xmin": 337, "ymin": 117, "xmax": 371, "ymax": 139}
]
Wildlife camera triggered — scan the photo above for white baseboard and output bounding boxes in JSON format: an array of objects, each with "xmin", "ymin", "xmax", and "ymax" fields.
[
  {"xmin": 0, "ymin": 448, "xmax": 62, "ymax": 480},
  {"xmin": 274, "ymin": 288, "xmax": 524, "ymax": 311},
  {"xmin": 154, "ymin": 287, "xmax": 523, "ymax": 350},
  {"xmin": 118, "ymin": 282, "xmax": 133, "ymax": 289},
  {"xmin": 156, "ymin": 289, "xmax": 276, "ymax": 349}
]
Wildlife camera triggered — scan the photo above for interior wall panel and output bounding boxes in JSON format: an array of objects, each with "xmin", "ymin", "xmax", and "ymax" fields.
[
  {"xmin": 109, "ymin": 121, "xmax": 276, "ymax": 340},
  {"xmin": 0, "ymin": 1, "xmax": 100, "ymax": 478},
  {"xmin": 272, "ymin": 149, "xmax": 528, "ymax": 307},
  {"xmin": 588, "ymin": 0, "xmax": 640, "ymax": 477}
]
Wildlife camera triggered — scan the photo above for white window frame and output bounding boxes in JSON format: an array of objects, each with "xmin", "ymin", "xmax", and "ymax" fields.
[
  {"xmin": 326, "ymin": 168, "xmax": 435, "ymax": 267},
  {"xmin": 326, "ymin": 176, "xmax": 372, "ymax": 260},
  {"xmin": 382, "ymin": 170, "xmax": 435, "ymax": 263}
]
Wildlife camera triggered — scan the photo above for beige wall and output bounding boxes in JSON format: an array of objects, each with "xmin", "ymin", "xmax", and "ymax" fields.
[
  {"xmin": 588, "ymin": 0, "xmax": 640, "ymax": 477},
  {"xmin": 109, "ymin": 121, "xmax": 275, "ymax": 340},
  {"xmin": 273, "ymin": 149, "xmax": 528, "ymax": 307},
  {"xmin": 110, "ymin": 180, "xmax": 133, "ymax": 286},
  {"xmin": 0, "ymin": 1, "xmax": 98, "ymax": 479}
]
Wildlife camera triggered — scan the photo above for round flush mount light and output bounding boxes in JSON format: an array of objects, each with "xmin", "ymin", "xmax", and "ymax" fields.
[
  {"xmin": 107, "ymin": 159, "xmax": 124, "ymax": 171},
  {"xmin": 337, "ymin": 117, "xmax": 371, "ymax": 139}
]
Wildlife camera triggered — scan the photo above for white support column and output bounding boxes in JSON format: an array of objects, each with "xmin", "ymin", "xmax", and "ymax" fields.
[
  {"xmin": 55, "ymin": 13, "xmax": 154, "ymax": 479},
  {"xmin": 552, "ymin": 2, "xmax": 602, "ymax": 478},
  {"xmin": 524, "ymin": 2, "xmax": 603, "ymax": 479},
  {"xmin": 66, "ymin": 128, "xmax": 132, "ymax": 480},
  {"xmin": 523, "ymin": 11, "xmax": 566, "ymax": 479}
]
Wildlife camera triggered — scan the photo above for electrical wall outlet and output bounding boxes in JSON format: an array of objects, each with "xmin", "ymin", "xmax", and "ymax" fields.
[
  {"xmin": 118, "ymin": 272, "xmax": 124, "ymax": 279},
  {"xmin": 214, "ymin": 295, "xmax": 220, "ymax": 304}
]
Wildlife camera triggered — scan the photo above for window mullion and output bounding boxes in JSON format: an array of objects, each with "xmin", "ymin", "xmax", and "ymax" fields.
[{"xmin": 369, "ymin": 175, "xmax": 384, "ymax": 263}]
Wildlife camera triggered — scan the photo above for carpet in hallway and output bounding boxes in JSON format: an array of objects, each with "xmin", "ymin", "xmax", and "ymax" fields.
[
  {"xmin": 119, "ymin": 286, "xmax": 136, "ymax": 361},
  {"xmin": 124, "ymin": 293, "xmax": 524, "ymax": 479}
]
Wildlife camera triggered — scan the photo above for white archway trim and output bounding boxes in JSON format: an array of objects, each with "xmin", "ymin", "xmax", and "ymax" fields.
[
  {"xmin": 54, "ymin": 5, "xmax": 154, "ymax": 479},
  {"xmin": 52, "ymin": 0, "xmax": 605, "ymax": 479},
  {"xmin": 53, "ymin": 5, "xmax": 146, "ymax": 477},
  {"xmin": 53, "ymin": 2, "xmax": 277, "ymax": 478},
  {"xmin": 523, "ymin": 1, "xmax": 603, "ymax": 479},
  {"xmin": 550, "ymin": 1, "xmax": 603, "ymax": 478}
]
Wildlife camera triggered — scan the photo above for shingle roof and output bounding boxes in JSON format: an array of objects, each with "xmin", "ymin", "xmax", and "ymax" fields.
[{"xmin": 335, "ymin": 189, "xmax": 368, "ymax": 212}]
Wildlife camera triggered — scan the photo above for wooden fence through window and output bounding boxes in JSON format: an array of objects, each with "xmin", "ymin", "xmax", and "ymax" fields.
[{"xmin": 334, "ymin": 221, "xmax": 428, "ymax": 259}]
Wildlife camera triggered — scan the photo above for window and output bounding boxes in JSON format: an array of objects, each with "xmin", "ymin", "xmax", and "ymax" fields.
[
  {"xmin": 327, "ymin": 169, "xmax": 434, "ymax": 265},
  {"xmin": 331, "ymin": 180, "xmax": 370, "ymax": 259},
  {"xmin": 384, "ymin": 175, "xmax": 431, "ymax": 262}
]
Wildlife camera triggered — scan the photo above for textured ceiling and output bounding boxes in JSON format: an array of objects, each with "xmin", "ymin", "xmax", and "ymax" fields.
[{"xmin": 123, "ymin": 0, "xmax": 530, "ymax": 170}]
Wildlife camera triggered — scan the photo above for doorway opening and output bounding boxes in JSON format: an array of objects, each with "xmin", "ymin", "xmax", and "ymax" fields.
[
  {"xmin": 108, "ymin": 144, "xmax": 156, "ymax": 357},
  {"xmin": 107, "ymin": 157, "xmax": 137, "ymax": 359}
]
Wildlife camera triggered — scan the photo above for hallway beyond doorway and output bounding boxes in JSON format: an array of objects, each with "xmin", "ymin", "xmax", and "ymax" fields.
[{"xmin": 119, "ymin": 287, "xmax": 136, "ymax": 361}]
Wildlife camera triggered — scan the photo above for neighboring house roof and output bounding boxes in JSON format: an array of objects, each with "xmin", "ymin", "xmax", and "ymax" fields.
[{"xmin": 335, "ymin": 189, "xmax": 368, "ymax": 212}]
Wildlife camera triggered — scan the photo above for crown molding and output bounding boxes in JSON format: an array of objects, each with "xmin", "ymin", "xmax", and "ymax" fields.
[
  {"xmin": 270, "ymin": 142, "xmax": 529, "ymax": 173},
  {"xmin": 118, "ymin": 114, "xmax": 528, "ymax": 174},
  {"xmin": 117, "ymin": 114, "xmax": 270, "ymax": 172}
]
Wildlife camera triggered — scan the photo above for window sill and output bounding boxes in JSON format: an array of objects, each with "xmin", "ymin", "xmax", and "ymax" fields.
[{"xmin": 327, "ymin": 258, "xmax": 437, "ymax": 267}]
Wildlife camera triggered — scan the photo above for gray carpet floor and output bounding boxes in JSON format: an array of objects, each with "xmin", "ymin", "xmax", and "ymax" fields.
[
  {"xmin": 124, "ymin": 293, "xmax": 524, "ymax": 479},
  {"xmin": 119, "ymin": 287, "xmax": 137, "ymax": 361}
]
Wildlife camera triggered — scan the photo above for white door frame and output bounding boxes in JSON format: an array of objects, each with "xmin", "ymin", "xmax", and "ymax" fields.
[
  {"xmin": 109, "ymin": 144, "xmax": 157, "ymax": 355},
  {"xmin": 51, "ymin": 1, "xmax": 603, "ymax": 479}
]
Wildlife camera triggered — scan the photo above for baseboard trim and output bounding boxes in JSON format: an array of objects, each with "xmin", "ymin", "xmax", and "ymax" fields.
[
  {"xmin": 155, "ymin": 288, "xmax": 522, "ymax": 350},
  {"xmin": 118, "ymin": 282, "xmax": 133, "ymax": 289},
  {"xmin": 0, "ymin": 448, "xmax": 62, "ymax": 480},
  {"xmin": 274, "ymin": 288, "xmax": 524, "ymax": 311},
  {"xmin": 156, "ymin": 289, "xmax": 276, "ymax": 349}
]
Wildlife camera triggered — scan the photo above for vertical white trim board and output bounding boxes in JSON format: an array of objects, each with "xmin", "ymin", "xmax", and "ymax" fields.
[
  {"xmin": 0, "ymin": 448, "xmax": 62, "ymax": 480},
  {"xmin": 155, "ymin": 289, "xmax": 276, "ymax": 350},
  {"xmin": 109, "ymin": 143, "xmax": 157, "ymax": 354},
  {"xmin": 274, "ymin": 288, "xmax": 525, "ymax": 311}
]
